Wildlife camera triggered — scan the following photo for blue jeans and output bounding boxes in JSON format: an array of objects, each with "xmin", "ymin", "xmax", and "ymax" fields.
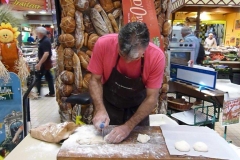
[{"xmin": 36, "ymin": 68, "xmax": 55, "ymax": 95}]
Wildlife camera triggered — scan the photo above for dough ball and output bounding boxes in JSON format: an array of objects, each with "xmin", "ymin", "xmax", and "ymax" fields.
[
  {"xmin": 137, "ymin": 134, "xmax": 150, "ymax": 143},
  {"xmin": 193, "ymin": 142, "xmax": 208, "ymax": 152},
  {"xmin": 175, "ymin": 140, "xmax": 190, "ymax": 152}
]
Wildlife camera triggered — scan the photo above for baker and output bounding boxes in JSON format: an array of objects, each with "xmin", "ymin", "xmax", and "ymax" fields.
[
  {"xmin": 87, "ymin": 22, "xmax": 165, "ymax": 144},
  {"xmin": 204, "ymin": 33, "xmax": 217, "ymax": 48}
]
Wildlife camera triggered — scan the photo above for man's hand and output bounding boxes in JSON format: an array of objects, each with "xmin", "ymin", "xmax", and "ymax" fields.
[
  {"xmin": 35, "ymin": 63, "xmax": 41, "ymax": 71},
  {"xmin": 92, "ymin": 108, "xmax": 110, "ymax": 130},
  {"xmin": 105, "ymin": 124, "xmax": 131, "ymax": 144}
]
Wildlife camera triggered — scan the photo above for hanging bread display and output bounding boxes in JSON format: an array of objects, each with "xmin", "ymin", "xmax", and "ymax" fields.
[
  {"xmin": 56, "ymin": 0, "xmax": 173, "ymax": 121},
  {"xmin": 58, "ymin": 34, "xmax": 75, "ymax": 48}
]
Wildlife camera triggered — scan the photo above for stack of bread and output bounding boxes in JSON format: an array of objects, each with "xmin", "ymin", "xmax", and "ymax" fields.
[{"xmin": 56, "ymin": 0, "xmax": 172, "ymax": 122}]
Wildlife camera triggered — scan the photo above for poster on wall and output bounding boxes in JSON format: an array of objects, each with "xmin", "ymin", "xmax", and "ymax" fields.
[
  {"xmin": 222, "ymin": 98, "xmax": 240, "ymax": 126},
  {"xmin": 235, "ymin": 19, "xmax": 240, "ymax": 30}
]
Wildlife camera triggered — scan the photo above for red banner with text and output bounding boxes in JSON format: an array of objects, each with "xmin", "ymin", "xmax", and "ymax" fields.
[
  {"xmin": 1, "ymin": 0, "xmax": 47, "ymax": 11},
  {"xmin": 122, "ymin": 0, "xmax": 163, "ymax": 51}
]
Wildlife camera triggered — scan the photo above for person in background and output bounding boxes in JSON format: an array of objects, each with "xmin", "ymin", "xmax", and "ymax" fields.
[
  {"xmin": 181, "ymin": 26, "xmax": 200, "ymax": 64},
  {"xmin": 35, "ymin": 36, "xmax": 39, "ymax": 42},
  {"xmin": 204, "ymin": 33, "xmax": 217, "ymax": 48},
  {"xmin": 205, "ymin": 26, "xmax": 213, "ymax": 38},
  {"xmin": 88, "ymin": 22, "xmax": 165, "ymax": 144},
  {"xmin": 27, "ymin": 33, "xmax": 35, "ymax": 43},
  {"xmin": 172, "ymin": 34, "xmax": 178, "ymax": 42},
  {"xmin": 35, "ymin": 27, "xmax": 55, "ymax": 97}
]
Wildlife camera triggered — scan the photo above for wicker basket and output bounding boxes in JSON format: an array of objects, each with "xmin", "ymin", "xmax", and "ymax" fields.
[{"xmin": 167, "ymin": 97, "xmax": 193, "ymax": 111}]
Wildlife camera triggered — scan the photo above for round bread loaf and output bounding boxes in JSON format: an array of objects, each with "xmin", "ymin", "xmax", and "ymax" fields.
[
  {"xmin": 161, "ymin": 83, "xmax": 169, "ymax": 93},
  {"xmin": 88, "ymin": 33, "xmax": 99, "ymax": 50},
  {"xmin": 60, "ymin": 84, "xmax": 73, "ymax": 97},
  {"xmin": 60, "ymin": 16, "xmax": 76, "ymax": 33},
  {"xmin": 64, "ymin": 59, "xmax": 73, "ymax": 71},
  {"xmin": 162, "ymin": 21, "xmax": 172, "ymax": 37},
  {"xmin": 64, "ymin": 48, "xmax": 74, "ymax": 59},
  {"xmin": 60, "ymin": 70, "xmax": 75, "ymax": 85},
  {"xmin": 83, "ymin": 73, "xmax": 91, "ymax": 89},
  {"xmin": 59, "ymin": 34, "xmax": 75, "ymax": 48}
]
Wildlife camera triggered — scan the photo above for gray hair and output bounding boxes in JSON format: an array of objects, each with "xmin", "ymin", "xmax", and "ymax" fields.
[
  {"xmin": 118, "ymin": 22, "xmax": 150, "ymax": 56},
  {"xmin": 35, "ymin": 27, "xmax": 47, "ymax": 35},
  {"xmin": 181, "ymin": 26, "xmax": 192, "ymax": 35}
]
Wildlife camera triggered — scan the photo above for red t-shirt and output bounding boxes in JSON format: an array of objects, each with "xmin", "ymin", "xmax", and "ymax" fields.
[{"xmin": 87, "ymin": 34, "xmax": 165, "ymax": 89}]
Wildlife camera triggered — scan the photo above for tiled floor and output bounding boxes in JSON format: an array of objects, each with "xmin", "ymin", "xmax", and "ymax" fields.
[{"xmin": 29, "ymin": 87, "xmax": 240, "ymax": 147}]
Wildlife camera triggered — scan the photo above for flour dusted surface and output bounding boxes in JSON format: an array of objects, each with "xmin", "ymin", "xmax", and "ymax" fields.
[{"xmin": 59, "ymin": 125, "xmax": 168, "ymax": 159}]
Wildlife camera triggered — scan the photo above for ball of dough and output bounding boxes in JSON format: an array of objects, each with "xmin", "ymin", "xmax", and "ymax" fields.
[
  {"xmin": 137, "ymin": 134, "xmax": 150, "ymax": 143},
  {"xmin": 175, "ymin": 140, "xmax": 190, "ymax": 152},
  {"xmin": 193, "ymin": 142, "xmax": 208, "ymax": 152}
]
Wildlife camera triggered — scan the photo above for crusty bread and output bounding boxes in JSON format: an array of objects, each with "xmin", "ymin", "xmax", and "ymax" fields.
[
  {"xmin": 72, "ymin": 53, "xmax": 83, "ymax": 91},
  {"xmin": 99, "ymin": 0, "xmax": 114, "ymax": 13},
  {"xmin": 108, "ymin": 13, "xmax": 119, "ymax": 33}
]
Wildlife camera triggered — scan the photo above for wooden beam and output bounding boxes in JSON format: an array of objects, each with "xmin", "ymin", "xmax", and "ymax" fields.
[{"xmin": 177, "ymin": 6, "xmax": 239, "ymax": 13}]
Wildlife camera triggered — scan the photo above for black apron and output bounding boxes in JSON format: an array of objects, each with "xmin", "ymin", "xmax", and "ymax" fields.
[{"xmin": 103, "ymin": 55, "xmax": 148, "ymax": 125}]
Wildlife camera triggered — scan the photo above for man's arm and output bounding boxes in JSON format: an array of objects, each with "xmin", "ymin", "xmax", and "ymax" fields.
[
  {"xmin": 35, "ymin": 52, "xmax": 49, "ymax": 70},
  {"xmin": 106, "ymin": 88, "xmax": 159, "ymax": 143},
  {"xmin": 125, "ymin": 88, "xmax": 159, "ymax": 129},
  {"xmin": 89, "ymin": 73, "xmax": 110, "ymax": 129}
]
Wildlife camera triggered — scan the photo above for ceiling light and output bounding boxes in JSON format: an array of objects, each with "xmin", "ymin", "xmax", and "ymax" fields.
[
  {"xmin": 50, "ymin": 25, "xmax": 54, "ymax": 28},
  {"xmin": 39, "ymin": 11, "xmax": 46, "ymax": 14},
  {"xmin": 228, "ymin": 5, "xmax": 232, "ymax": 6},
  {"xmin": 28, "ymin": 11, "xmax": 36, "ymax": 14}
]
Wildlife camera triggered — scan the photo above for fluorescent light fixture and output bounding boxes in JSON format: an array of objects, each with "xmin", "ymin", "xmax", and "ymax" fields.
[
  {"xmin": 39, "ymin": 11, "xmax": 46, "ymax": 14},
  {"xmin": 201, "ymin": 24, "xmax": 204, "ymax": 26},
  {"xmin": 228, "ymin": 5, "xmax": 232, "ymax": 6},
  {"xmin": 28, "ymin": 11, "xmax": 36, "ymax": 14}
]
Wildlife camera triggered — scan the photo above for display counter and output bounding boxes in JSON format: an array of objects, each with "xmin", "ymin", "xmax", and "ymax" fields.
[{"xmin": 207, "ymin": 61, "xmax": 240, "ymax": 70}]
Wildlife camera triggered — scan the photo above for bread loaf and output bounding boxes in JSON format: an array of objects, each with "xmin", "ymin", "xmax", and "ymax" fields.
[
  {"xmin": 60, "ymin": 0, "xmax": 74, "ymax": 7},
  {"xmin": 61, "ymin": 3, "xmax": 75, "ymax": 18},
  {"xmin": 60, "ymin": 84, "xmax": 73, "ymax": 97},
  {"xmin": 57, "ymin": 45, "xmax": 64, "ymax": 75},
  {"xmin": 60, "ymin": 16, "xmax": 76, "ymax": 33},
  {"xmin": 96, "ymin": 4, "xmax": 113, "ymax": 33},
  {"xmin": 88, "ymin": 33, "xmax": 99, "ymax": 51},
  {"xmin": 64, "ymin": 58, "xmax": 73, "ymax": 71},
  {"xmin": 60, "ymin": 70, "xmax": 75, "ymax": 85},
  {"xmin": 162, "ymin": 21, "xmax": 172, "ymax": 36},
  {"xmin": 75, "ymin": 0, "xmax": 89, "ymax": 12},
  {"xmin": 162, "ymin": 0, "xmax": 168, "ymax": 13},
  {"xmin": 90, "ymin": 8, "xmax": 109, "ymax": 36},
  {"xmin": 72, "ymin": 53, "xmax": 83, "ymax": 91},
  {"xmin": 113, "ymin": 1, "xmax": 121, "ymax": 8},
  {"xmin": 82, "ymin": 73, "xmax": 91, "ymax": 89},
  {"xmin": 108, "ymin": 13, "xmax": 119, "ymax": 33},
  {"xmin": 78, "ymin": 51, "xmax": 90, "ymax": 69},
  {"xmin": 157, "ymin": 13, "xmax": 165, "ymax": 33},
  {"xmin": 59, "ymin": 34, "xmax": 75, "ymax": 48},
  {"xmin": 89, "ymin": 0, "xmax": 97, "ymax": 7},
  {"xmin": 166, "ymin": 0, "xmax": 172, "ymax": 20},
  {"xmin": 64, "ymin": 48, "xmax": 74, "ymax": 59},
  {"xmin": 155, "ymin": 7, "xmax": 161, "ymax": 15},
  {"xmin": 161, "ymin": 83, "xmax": 169, "ymax": 93},
  {"xmin": 164, "ymin": 36, "xmax": 169, "ymax": 50},
  {"xmin": 86, "ymin": 50, "xmax": 92, "ymax": 56},
  {"xmin": 84, "ymin": 32, "xmax": 89, "ymax": 46},
  {"xmin": 55, "ymin": 76, "xmax": 62, "ymax": 104},
  {"xmin": 154, "ymin": 0, "xmax": 161, "ymax": 9},
  {"xmin": 83, "ymin": 14, "xmax": 95, "ymax": 34},
  {"xmin": 112, "ymin": 8, "xmax": 121, "ymax": 18},
  {"xmin": 75, "ymin": 29, "xmax": 84, "ymax": 50},
  {"xmin": 99, "ymin": 0, "xmax": 114, "ymax": 13}
]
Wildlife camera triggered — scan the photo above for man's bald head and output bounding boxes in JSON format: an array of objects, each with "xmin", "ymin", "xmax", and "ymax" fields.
[{"xmin": 181, "ymin": 26, "xmax": 192, "ymax": 38}]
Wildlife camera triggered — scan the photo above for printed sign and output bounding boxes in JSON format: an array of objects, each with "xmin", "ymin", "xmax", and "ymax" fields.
[
  {"xmin": 1, "ymin": 0, "xmax": 47, "ymax": 11},
  {"xmin": 0, "ymin": 86, "xmax": 13, "ymax": 100},
  {"xmin": 122, "ymin": 0, "xmax": 164, "ymax": 51},
  {"xmin": 222, "ymin": 98, "xmax": 240, "ymax": 126}
]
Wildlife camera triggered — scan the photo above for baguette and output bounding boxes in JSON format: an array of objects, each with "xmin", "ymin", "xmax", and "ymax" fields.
[
  {"xmin": 157, "ymin": 13, "xmax": 165, "ymax": 33},
  {"xmin": 84, "ymin": 32, "xmax": 89, "ymax": 46},
  {"xmin": 155, "ymin": 7, "xmax": 161, "ymax": 15},
  {"xmin": 108, "ymin": 13, "xmax": 119, "ymax": 33},
  {"xmin": 83, "ymin": 14, "xmax": 94, "ymax": 34},
  {"xmin": 112, "ymin": 8, "xmax": 121, "ymax": 19},
  {"xmin": 166, "ymin": 0, "xmax": 172, "ymax": 20},
  {"xmin": 154, "ymin": 0, "xmax": 161, "ymax": 9},
  {"xmin": 162, "ymin": 0, "xmax": 168, "ymax": 13},
  {"xmin": 72, "ymin": 53, "xmax": 83, "ymax": 91},
  {"xmin": 57, "ymin": 45, "xmax": 64, "ymax": 75},
  {"xmin": 78, "ymin": 51, "xmax": 90, "ymax": 69},
  {"xmin": 97, "ymin": 4, "xmax": 114, "ymax": 33},
  {"xmin": 90, "ymin": 8, "xmax": 109, "ymax": 36}
]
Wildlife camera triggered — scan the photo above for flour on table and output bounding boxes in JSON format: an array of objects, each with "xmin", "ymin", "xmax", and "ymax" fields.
[
  {"xmin": 193, "ymin": 142, "xmax": 208, "ymax": 152},
  {"xmin": 174, "ymin": 140, "xmax": 190, "ymax": 152},
  {"xmin": 137, "ymin": 134, "xmax": 150, "ymax": 143}
]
